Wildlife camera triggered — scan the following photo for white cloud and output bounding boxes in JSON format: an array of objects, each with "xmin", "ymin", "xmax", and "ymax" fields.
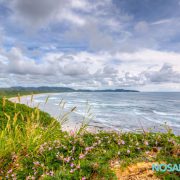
[
  {"xmin": 0, "ymin": 0, "xmax": 180, "ymax": 91},
  {"xmin": 115, "ymin": 49, "xmax": 180, "ymax": 70},
  {"xmin": 0, "ymin": 46, "xmax": 180, "ymax": 90}
]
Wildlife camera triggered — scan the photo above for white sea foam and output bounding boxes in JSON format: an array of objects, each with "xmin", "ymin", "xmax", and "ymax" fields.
[
  {"xmin": 153, "ymin": 110, "xmax": 180, "ymax": 116},
  {"xmin": 153, "ymin": 110, "xmax": 167, "ymax": 116}
]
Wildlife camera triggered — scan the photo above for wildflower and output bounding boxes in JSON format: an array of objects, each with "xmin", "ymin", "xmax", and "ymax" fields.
[
  {"xmin": 79, "ymin": 153, "xmax": 85, "ymax": 159},
  {"xmin": 85, "ymin": 146, "xmax": 93, "ymax": 151},
  {"xmin": 49, "ymin": 171, "xmax": 54, "ymax": 176},
  {"xmin": 7, "ymin": 169, "xmax": 13, "ymax": 174},
  {"xmin": 64, "ymin": 156, "xmax": 71, "ymax": 163},
  {"xmin": 70, "ymin": 169, "xmax": 74, "ymax": 173},
  {"xmin": 82, "ymin": 177, "xmax": 86, "ymax": 180},
  {"xmin": 144, "ymin": 141, "xmax": 149, "ymax": 146},
  {"xmin": 76, "ymin": 165, "xmax": 80, "ymax": 169},
  {"xmin": 121, "ymin": 140, "xmax": 125, "ymax": 145},
  {"xmin": 70, "ymin": 130, "xmax": 75, "ymax": 136},
  {"xmin": 70, "ymin": 163, "xmax": 74, "ymax": 167},
  {"xmin": 85, "ymin": 147, "xmax": 90, "ymax": 151},
  {"xmin": 127, "ymin": 149, "xmax": 130, "ymax": 154}
]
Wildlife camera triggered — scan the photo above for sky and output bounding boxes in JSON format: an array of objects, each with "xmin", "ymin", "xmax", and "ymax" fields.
[{"xmin": 0, "ymin": 0, "xmax": 180, "ymax": 91}]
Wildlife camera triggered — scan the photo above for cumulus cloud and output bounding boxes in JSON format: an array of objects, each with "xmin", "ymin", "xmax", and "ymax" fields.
[
  {"xmin": 8, "ymin": 0, "xmax": 67, "ymax": 28},
  {"xmin": 0, "ymin": 45, "xmax": 180, "ymax": 90},
  {"xmin": 0, "ymin": 0, "xmax": 180, "ymax": 91},
  {"xmin": 144, "ymin": 63, "xmax": 180, "ymax": 83}
]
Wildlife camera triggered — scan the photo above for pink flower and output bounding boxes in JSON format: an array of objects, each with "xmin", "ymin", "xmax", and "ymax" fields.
[
  {"xmin": 49, "ymin": 171, "xmax": 54, "ymax": 176},
  {"xmin": 7, "ymin": 169, "xmax": 13, "ymax": 174},
  {"xmin": 127, "ymin": 149, "xmax": 130, "ymax": 154},
  {"xmin": 82, "ymin": 177, "xmax": 86, "ymax": 180},
  {"xmin": 70, "ymin": 163, "xmax": 74, "ymax": 167},
  {"xmin": 79, "ymin": 153, "xmax": 85, "ymax": 159},
  {"xmin": 76, "ymin": 165, "xmax": 80, "ymax": 169},
  {"xmin": 85, "ymin": 146, "xmax": 93, "ymax": 151},
  {"xmin": 64, "ymin": 157, "xmax": 71, "ymax": 163},
  {"xmin": 121, "ymin": 140, "xmax": 125, "ymax": 145},
  {"xmin": 70, "ymin": 130, "xmax": 75, "ymax": 136}
]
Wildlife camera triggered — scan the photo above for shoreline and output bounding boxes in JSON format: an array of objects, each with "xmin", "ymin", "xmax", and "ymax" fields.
[
  {"xmin": 8, "ymin": 92, "xmax": 180, "ymax": 135},
  {"xmin": 8, "ymin": 93, "xmax": 132, "ymax": 133},
  {"xmin": 9, "ymin": 93, "xmax": 99, "ymax": 133}
]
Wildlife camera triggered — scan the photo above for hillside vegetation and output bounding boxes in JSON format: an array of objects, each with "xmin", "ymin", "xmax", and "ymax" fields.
[
  {"xmin": 0, "ymin": 96, "xmax": 179, "ymax": 179},
  {"xmin": 0, "ymin": 86, "xmax": 139, "ymax": 98}
]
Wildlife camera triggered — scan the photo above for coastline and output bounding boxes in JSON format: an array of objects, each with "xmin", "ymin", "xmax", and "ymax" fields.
[
  {"xmin": 0, "ymin": 93, "xmax": 179, "ymax": 179},
  {"xmin": 8, "ymin": 92, "xmax": 180, "ymax": 134},
  {"xmin": 8, "ymin": 93, "xmax": 98, "ymax": 133}
]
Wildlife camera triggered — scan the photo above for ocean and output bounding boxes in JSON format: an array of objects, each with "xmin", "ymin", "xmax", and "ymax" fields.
[{"xmin": 14, "ymin": 92, "xmax": 180, "ymax": 134}]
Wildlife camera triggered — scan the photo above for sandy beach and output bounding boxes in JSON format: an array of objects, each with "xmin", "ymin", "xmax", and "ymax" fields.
[{"xmin": 9, "ymin": 94, "xmax": 100, "ymax": 133}]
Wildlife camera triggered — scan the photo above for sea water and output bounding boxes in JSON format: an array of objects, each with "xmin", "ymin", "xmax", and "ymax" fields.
[{"xmin": 18, "ymin": 92, "xmax": 180, "ymax": 134}]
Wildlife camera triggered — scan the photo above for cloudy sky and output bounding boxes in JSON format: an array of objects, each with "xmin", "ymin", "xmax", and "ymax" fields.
[{"xmin": 0, "ymin": 0, "xmax": 180, "ymax": 91}]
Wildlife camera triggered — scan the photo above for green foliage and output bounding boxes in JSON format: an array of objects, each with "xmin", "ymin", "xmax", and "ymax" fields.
[
  {"xmin": 0, "ymin": 89, "xmax": 42, "ymax": 98},
  {"xmin": 0, "ymin": 97, "xmax": 179, "ymax": 180},
  {"xmin": 0, "ymin": 98, "xmax": 58, "ymax": 130}
]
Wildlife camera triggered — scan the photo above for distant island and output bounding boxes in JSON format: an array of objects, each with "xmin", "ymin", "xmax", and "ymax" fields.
[{"xmin": 0, "ymin": 86, "xmax": 139, "ymax": 97}]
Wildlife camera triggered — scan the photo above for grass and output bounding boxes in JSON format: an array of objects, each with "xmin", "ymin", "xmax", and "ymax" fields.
[
  {"xmin": 0, "ymin": 90, "xmax": 43, "ymax": 98},
  {"xmin": 0, "ymin": 95, "xmax": 179, "ymax": 179}
]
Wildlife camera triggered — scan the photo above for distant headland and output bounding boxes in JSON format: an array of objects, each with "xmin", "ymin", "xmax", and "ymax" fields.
[{"xmin": 0, "ymin": 86, "xmax": 139, "ymax": 94}]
